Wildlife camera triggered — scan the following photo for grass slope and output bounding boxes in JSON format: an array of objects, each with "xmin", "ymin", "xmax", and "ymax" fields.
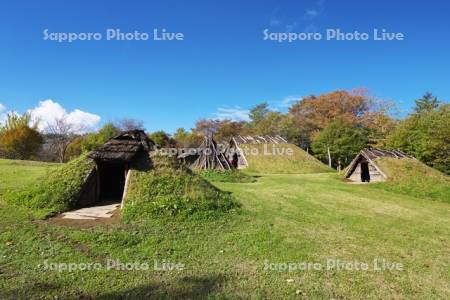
[
  {"xmin": 122, "ymin": 155, "xmax": 239, "ymax": 221},
  {"xmin": 1, "ymin": 160, "xmax": 450, "ymax": 298},
  {"xmin": 241, "ymin": 143, "xmax": 332, "ymax": 174},
  {"xmin": 374, "ymin": 157, "xmax": 450, "ymax": 203},
  {"xmin": 5, "ymin": 155, "xmax": 95, "ymax": 214},
  {"xmin": 197, "ymin": 169, "xmax": 257, "ymax": 183}
]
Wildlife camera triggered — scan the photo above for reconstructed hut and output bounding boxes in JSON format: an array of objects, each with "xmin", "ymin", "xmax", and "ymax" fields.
[
  {"xmin": 190, "ymin": 135, "xmax": 232, "ymax": 170},
  {"xmin": 224, "ymin": 135, "xmax": 289, "ymax": 169},
  {"xmin": 232, "ymin": 135, "xmax": 288, "ymax": 144},
  {"xmin": 223, "ymin": 138, "xmax": 247, "ymax": 169},
  {"xmin": 82, "ymin": 130, "xmax": 155, "ymax": 206},
  {"xmin": 344, "ymin": 148, "xmax": 414, "ymax": 183},
  {"xmin": 11, "ymin": 130, "xmax": 241, "ymax": 216}
]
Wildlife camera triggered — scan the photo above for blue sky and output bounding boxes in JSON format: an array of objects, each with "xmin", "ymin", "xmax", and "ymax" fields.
[{"xmin": 1, "ymin": 0, "xmax": 449, "ymax": 133}]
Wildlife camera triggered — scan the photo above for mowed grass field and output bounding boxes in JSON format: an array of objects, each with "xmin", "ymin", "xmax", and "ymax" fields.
[
  {"xmin": 0, "ymin": 159, "xmax": 59, "ymax": 194},
  {"xmin": 1, "ymin": 160, "xmax": 450, "ymax": 299}
]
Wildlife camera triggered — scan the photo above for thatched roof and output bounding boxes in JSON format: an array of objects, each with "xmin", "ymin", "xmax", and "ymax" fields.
[
  {"xmin": 356, "ymin": 148, "xmax": 413, "ymax": 160},
  {"xmin": 88, "ymin": 130, "xmax": 155, "ymax": 162},
  {"xmin": 233, "ymin": 135, "xmax": 288, "ymax": 145},
  {"xmin": 344, "ymin": 148, "xmax": 414, "ymax": 178}
]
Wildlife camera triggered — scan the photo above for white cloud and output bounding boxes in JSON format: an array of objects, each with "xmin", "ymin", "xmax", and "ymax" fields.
[
  {"xmin": 270, "ymin": 0, "xmax": 325, "ymax": 32},
  {"xmin": 29, "ymin": 99, "xmax": 100, "ymax": 133},
  {"xmin": 270, "ymin": 96, "xmax": 301, "ymax": 110},
  {"xmin": 305, "ymin": 9, "xmax": 319, "ymax": 17},
  {"xmin": 280, "ymin": 96, "xmax": 300, "ymax": 108},
  {"xmin": 285, "ymin": 22, "xmax": 298, "ymax": 33},
  {"xmin": 0, "ymin": 110, "xmax": 22, "ymax": 127},
  {"xmin": 0, "ymin": 104, "xmax": 10, "ymax": 125},
  {"xmin": 213, "ymin": 106, "xmax": 250, "ymax": 122},
  {"xmin": 303, "ymin": 24, "xmax": 319, "ymax": 33},
  {"xmin": 270, "ymin": 17, "xmax": 281, "ymax": 27},
  {"xmin": 304, "ymin": 0, "xmax": 325, "ymax": 19}
]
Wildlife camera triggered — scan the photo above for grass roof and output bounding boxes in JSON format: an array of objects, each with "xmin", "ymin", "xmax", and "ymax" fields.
[
  {"xmin": 5, "ymin": 154, "xmax": 95, "ymax": 214},
  {"xmin": 122, "ymin": 154, "xmax": 239, "ymax": 221},
  {"xmin": 373, "ymin": 157, "xmax": 450, "ymax": 203},
  {"xmin": 240, "ymin": 143, "xmax": 332, "ymax": 174},
  {"xmin": 6, "ymin": 153, "xmax": 238, "ymax": 220}
]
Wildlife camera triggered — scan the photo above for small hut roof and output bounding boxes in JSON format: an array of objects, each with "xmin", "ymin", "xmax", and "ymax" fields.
[
  {"xmin": 232, "ymin": 135, "xmax": 288, "ymax": 145},
  {"xmin": 344, "ymin": 148, "xmax": 414, "ymax": 178},
  {"xmin": 358, "ymin": 148, "xmax": 413, "ymax": 160},
  {"xmin": 88, "ymin": 130, "xmax": 155, "ymax": 162}
]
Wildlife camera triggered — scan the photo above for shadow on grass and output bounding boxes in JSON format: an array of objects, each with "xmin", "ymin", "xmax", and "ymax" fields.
[
  {"xmin": 97, "ymin": 275, "xmax": 225, "ymax": 300},
  {"xmin": 0, "ymin": 275, "xmax": 225, "ymax": 300}
]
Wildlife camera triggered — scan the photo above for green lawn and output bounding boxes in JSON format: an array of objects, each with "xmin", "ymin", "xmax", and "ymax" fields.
[
  {"xmin": 0, "ymin": 159, "xmax": 59, "ymax": 194},
  {"xmin": 1, "ymin": 160, "xmax": 450, "ymax": 299}
]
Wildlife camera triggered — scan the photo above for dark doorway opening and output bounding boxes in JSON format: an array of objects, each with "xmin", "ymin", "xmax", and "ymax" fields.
[
  {"xmin": 360, "ymin": 162, "xmax": 371, "ymax": 182},
  {"xmin": 98, "ymin": 163, "xmax": 127, "ymax": 202},
  {"xmin": 231, "ymin": 153, "xmax": 238, "ymax": 168}
]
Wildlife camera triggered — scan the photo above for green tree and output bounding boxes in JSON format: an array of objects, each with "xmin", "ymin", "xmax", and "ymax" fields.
[
  {"xmin": 173, "ymin": 128, "xmax": 189, "ymax": 144},
  {"xmin": 249, "ymin": 102, "xmax": 269, "ymax": 126},
  {"xmin": 173, "ymin": 128, "xmax": 203, "ymax": 148},
  {"xmin": 386, "ymin": 104, "xmax": 450, "ymax": 174},
  {"xmin": 149, "ymin": 130, "xmax": 175, "ymax": 147},
  {"xmin": 312, "ymin": 119, "xmax": 369, "ymax": 168},
  {"xmin": 64, "ymin": 123, "xmax": 121, "ymax": 161},
  {"xmin": 64, "ymin": 136, "xmax": 85, "ymax": 161},
  {"xmin": 81, "ymin": 123, "xmax": 120, "ymax": 152},
  {"xmin": 414, "ymin": 92, "xmax": 440, "ymax": 114}
]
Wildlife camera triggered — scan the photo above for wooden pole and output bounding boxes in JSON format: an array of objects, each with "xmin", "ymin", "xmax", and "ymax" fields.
[{"xmin": 327, "ymin": 147, "xmax": 332, "ymax": 168}]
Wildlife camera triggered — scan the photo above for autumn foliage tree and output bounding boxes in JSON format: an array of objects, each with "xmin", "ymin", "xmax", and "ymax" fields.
[
  {"xmin": 0, "ymin": 113, "xmax": 43, "ymax": 160},
  {"xmin": 288, "ymin": 89, "xmax": 396, "ymax": 149},
  {"xmin": 289, "ymin": 90, "xmax": 370, "ymax": 142},
  {"xmin": 193, "ymin": 119, "xmax": 250, "ymax": 142}
]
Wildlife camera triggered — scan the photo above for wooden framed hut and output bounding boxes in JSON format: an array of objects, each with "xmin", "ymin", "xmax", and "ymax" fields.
[
  {"xmin": 344, "ymin": 148, "xmax": 414, "ymax": 183},
  {"xmin": 83, "ymin": 130, "xmax": 155, "ymax": 206},
  {"xmin": 190, "ymin": 135, "xmax": 232, "ymax": 170},
  {"xmin": 223, "ymin": 138, "xmax": 247, "ymax": 169},
  {"xmin": 223, "ymin": 135, "xmax": 289, "ymax": 169}
]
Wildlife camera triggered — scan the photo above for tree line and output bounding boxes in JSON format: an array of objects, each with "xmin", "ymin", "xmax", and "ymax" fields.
[{"xmin": 1, "ymin": 90, "xmax": 448, "ymax": 174}]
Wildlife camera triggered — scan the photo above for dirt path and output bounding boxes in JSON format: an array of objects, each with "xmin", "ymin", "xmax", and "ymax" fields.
[
  {"xmin": 61, "ymin": 203, "xmax": 119, "ymax": 220},
  {"xmin": 44, "ymin": 202, "xmax": 121, "ymax": 229}
]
